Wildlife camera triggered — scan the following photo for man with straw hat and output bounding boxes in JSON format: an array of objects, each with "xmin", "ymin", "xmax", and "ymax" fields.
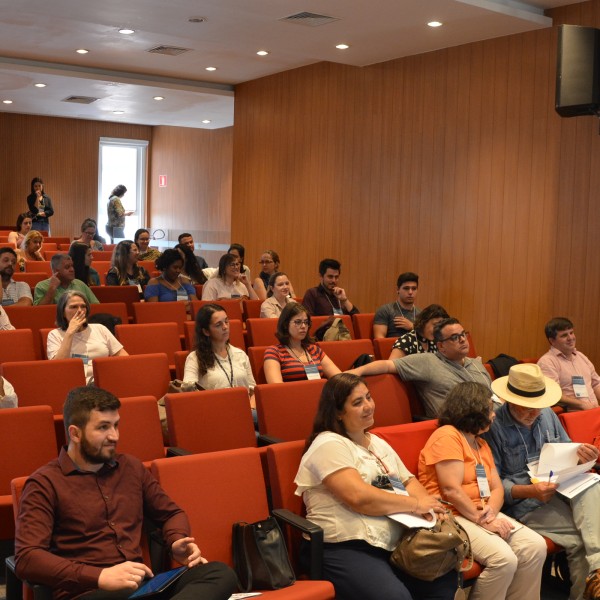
[{"xmin": 484, "ymin": 363, "xmax": 600, "ymax": 600}]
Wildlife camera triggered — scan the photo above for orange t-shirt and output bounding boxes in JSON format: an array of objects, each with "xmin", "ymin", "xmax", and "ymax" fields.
[{"xmin": 418, "ymin": 425, "xmax": 497, "ymax": 515}]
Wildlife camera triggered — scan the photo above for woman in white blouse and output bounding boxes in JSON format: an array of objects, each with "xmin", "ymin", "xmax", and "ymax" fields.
[
  {"xmin": 47, "ymin": 291, "xmax": 128, "ymax": 384},
  {"xmin": 295, "ymin": 373, "xmax": 455, "ymax": 600},
  {"xmin": 183, "ymin": 303, "xmax": 255, "ymax": 409},
  {"xmin": 201, "ymin": 253, "xmax": 258, "ymax": 301},
  {"xmin": 260, "ymin": 272, "xmax": 295, "ymax": 318}
]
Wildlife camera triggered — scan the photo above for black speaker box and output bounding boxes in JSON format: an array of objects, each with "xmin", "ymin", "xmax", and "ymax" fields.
[{"xmin": 556, "ymin": 24, "xmax": 600, "ymax": 118}]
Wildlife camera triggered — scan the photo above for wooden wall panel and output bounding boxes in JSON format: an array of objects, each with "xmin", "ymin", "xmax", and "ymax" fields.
[
  {"xmin": 0, "ymin": 114, "xmax": 151, "ymax": 238},
  {"xmin": 148, "ymin": 125, "xmax": 233, "ymax": 266},
  {"xmin": 231, "ymin": 0, "xmax": 600, "ymax": 365},
  {"xmin": 0, "ymin": 115, "xmax": 233, "ymax": 268}
]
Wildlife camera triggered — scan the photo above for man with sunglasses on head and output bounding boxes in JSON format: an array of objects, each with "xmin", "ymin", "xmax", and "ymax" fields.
[{"xmin": 348, "ymin": 317, "xmax": 492, "ymax": 417}]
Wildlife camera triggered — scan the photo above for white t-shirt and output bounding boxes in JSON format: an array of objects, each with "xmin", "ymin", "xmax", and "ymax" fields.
[
  {"xmin": 0, "ymin": 378, "xmax": 18, "ymax": 408},
  {"xmin": 183, "ymin": 345, "xmax": 256, "ymax": 393},
  {"xmin": 47, "ymin": 323, "xmax": 123, "ymax": 384},
  {"xmin": 295, "ymin": 431, "xmax": 412, "ymax": 551},
  {"xmin": 0, "ymin": 306, "xmax": 15, "ymax": 330}
]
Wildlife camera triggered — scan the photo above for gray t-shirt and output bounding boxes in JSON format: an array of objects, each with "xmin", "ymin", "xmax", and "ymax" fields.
[
  {"xmin": 374, "ymin": 302, "xmax": 420, "ymax": 338},
  {"xmin": 393, "ymin": 353, "xmax": 491, "ymax": 417}
]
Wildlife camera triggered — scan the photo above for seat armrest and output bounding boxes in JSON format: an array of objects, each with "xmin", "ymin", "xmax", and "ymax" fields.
[
  {"xmin": 257, "ymin": 434, "xmax": 282, "ymax": 446},
  {"xmin": 165, "ymin": 446, "xmax": 192, "ymax": 457},
  {"xmin": 272, "ymin": 508, "xmax": 324, "ymax": 580},
  {"xmin": 5, "ymin": 555, "xmax": 53, "ymax": 600}
]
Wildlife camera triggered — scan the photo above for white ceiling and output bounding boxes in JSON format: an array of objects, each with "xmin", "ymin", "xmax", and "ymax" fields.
[{"xmin": 0, "ymin": 0, "xmax": 577, "ymax": 129}]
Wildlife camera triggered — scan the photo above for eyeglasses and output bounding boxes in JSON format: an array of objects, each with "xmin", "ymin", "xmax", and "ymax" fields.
[
  {"xmin": 291, "ymin": 319, "xmax": 310, "ymax": 327},
  {"xmin": 439, "ymin": 331, "xmax": 469, "ymax": 343},
  {"xmin": 83, "ymin": 230, "xmax": 95, "ymax": 236},
  {"xmin": 228, "ymin": 262, "xmax": 241, "ymax": 268}
]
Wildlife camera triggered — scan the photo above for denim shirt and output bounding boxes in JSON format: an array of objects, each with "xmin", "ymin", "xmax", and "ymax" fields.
[{"xmin": 483, "ymin": 404, "xmax": 570, "ymax": 520}]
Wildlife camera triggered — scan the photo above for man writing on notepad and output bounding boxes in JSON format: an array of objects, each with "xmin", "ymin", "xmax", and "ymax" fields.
[
  {"xmin": 14, "ymin": 386, "xmax": 236, "ymax": 600},
  {"xmin": 484, "ymin": 363, "xmax": 600, "ymax": 600}
]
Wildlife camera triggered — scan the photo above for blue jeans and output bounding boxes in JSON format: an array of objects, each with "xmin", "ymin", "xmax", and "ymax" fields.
[{"xmin": 32, "ymin": 221, "xmax": 50, "ymax": 233}]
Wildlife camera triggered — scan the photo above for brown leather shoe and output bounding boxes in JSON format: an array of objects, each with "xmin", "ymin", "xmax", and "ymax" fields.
[{"xmin": 584, "ymin": 569, "xmax": 600, "ymax": 600}]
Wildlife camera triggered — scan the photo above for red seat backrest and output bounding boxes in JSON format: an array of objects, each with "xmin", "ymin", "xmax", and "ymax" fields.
[
  {"xmin": 117, "ymin": 396, "xmax": 165, "ymax": 463},
  {"xmin": 373, "ymin": 337, "xmax": 396, "ymax": 360},
  {"xmin": 247, "ymin": 345, "xmax": 269, "ymax": 384},
  {"xmin": 165, "ymin": 388, "xmax": 256, "ymax": 452},
  {"xmin": 317, "ymin": 339, "xmax": 374, "ymax": 371},
  {"xmin": 255, "ymin": 380, "xmax": 326, "ymax": 440},
  {"xmin": 559, "ymin": 407, "xmax": 600, "ymax": 444},
  {"xmin": 246, "ymin": 318, "xmax": 278, "ymax": 347},
  {"xmin": 0, "ymin": 329, "xmax": 37, "ymax": 363},
  {"xmin": 352, "ymin": 313, "xmax": 375, "ymax": 339},
  {"xmin": 363, "ymin": 374, "xmax": 413, "ymax": 426}
]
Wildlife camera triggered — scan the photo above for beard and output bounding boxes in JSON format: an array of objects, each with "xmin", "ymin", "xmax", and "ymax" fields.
[{"xmin": 80, "ymin": 434, "xmax": 116, "ymax": 465}]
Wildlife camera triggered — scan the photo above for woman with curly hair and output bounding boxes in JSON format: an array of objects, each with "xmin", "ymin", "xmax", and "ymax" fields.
[
  {"xmin": 418, "ymin": 382, "xmax": 546, "ymax": 600},
  {"xmin": 181, "ymin": 304, "xmax": 255, "ymax": 407}
]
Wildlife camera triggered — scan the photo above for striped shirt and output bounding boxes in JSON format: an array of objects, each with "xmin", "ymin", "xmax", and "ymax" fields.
[{"xmin": 264, "ymin": 343, "xmax": 325, "ymax": 381}]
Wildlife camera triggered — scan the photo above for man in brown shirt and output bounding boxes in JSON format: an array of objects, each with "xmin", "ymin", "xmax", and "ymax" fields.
[{"xmin": 14, "ymin": 386, "xmax": 236, "ymax": 600}]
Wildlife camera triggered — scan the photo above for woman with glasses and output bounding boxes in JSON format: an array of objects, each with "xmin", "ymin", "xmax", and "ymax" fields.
[
  {"xmin": 260, "ymin": 272, "xmax": 295, "ymax": 318},
  {"xmin": 201, "ymin": 253, "xmax": 258, "ymax": 301},
  {"xmin": 7, "ymin": 213, "xmax": 33, "ymax": 247},
  {"xmin": 47, "ymin": 290, "xmax": 128, "ymax": 384},
  {"xmin": 389, "ymin": 304, "xmax": 449, "ymax": 359},
  {"xmin": 264, "ymin": 303, "xmax": 340, "ymax": 383},
  {"xmin": 418, "ymin": 382, "xmax": 546, "ymax": 600},
  {"xmin": 253, "ymin": 250, "xmax": 296, "ymax": 300},
  {"xmin": 180, "ymin": 304, "xmax": 255, "ymax": 405},
  {"xmin": 72, "ymin": 218, "xmax": 104, "ymax": 250},
  {"xmin": 295, "ymin": 373, "xmax": 455, "ymax": 600},
  {"xmin": 134, "ymin": 228, "xmax": 161, "ymax": 261},
  {"xmin": 106, "ymin": 240, "xmax": 150, "ymax": 290}
]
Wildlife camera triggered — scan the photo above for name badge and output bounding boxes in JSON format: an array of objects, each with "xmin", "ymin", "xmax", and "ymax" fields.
[
  {"xmin": 72, "ymin": 353, "xmax": 90, "ymax": 365},
  {"xmin": 176, "ymin": 291, "xmax": 188, "ymax": 302},
  {"xmin": 231, "ymin": 293, "xmax": 241, "ymax": 299},
  {"xmin": 475, "ymin": 464, "xmax": 491, "ymax": 498},
  {"xmin": 1, "ymin": 298, "xmax": 14, "ymax": 306},
  {"xmin": 332, "ymin": 308, "xmax": 343, "ymax": 316},
  {"xmin": 389, "ymin": 476, "xmax": 409, "ymax": 496},
  {"xmin": 572, "ymin": 375, "xmax": 589, "ymax": 398},
  {"xmin": 304, "ymin": 364, "xmax": 321, "ymax": 380}
]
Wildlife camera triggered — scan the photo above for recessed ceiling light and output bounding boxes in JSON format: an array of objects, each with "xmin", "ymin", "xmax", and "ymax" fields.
[
  {"xmin": 202, "ymin": 119, "xmax": 211, "ymax": 124},
  {"xmin": 153, "ymin": 96, "xmax": 164, "ymax": 101},
  {"xmin": 34, "ymin": 83, "xmax": 47, "ymax": 88},
  {"xmin": 188, "ymin": 16, "xmax": 207, "ymax": 23},
  {"xmin": 2, "ymin": 99, "xmax": 13, "ymax": 104},
  {"xmin": 256, "ymin": 50, "xmax": 269, "ymax": 56},
  {"xmin": 113, "ymin": 110, "xmax": 125, "ymax": 115},
  {"xmin": 76, "ymin": 48, "xmax": 89, "ymax": 54},
  {"xmin": 119, "ymin": 28, "xmax": 135, "ymax": 35},
  {"xmin": 205, "ymin": 66, "xmax": 217, "ymax": 71},
  {"xmin": 428, "ymin": 21, "xmax": 443, "ymax": 27},
  {"xmin": 336, "ymin": 44, "xmax": 350, "ymax": 50}
]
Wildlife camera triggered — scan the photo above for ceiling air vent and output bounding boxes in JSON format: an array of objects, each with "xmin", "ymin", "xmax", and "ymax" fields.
[
  {"xmin": 280, "ymin": 12, "xmax": 340, "ymax": 27},
  {"xmin": 62, "ymin": 96, "xmax": 99, "ymax": 104},
  {"xmin": 147, "ymin": 45, "xmax": 191, "ymax": 56}
]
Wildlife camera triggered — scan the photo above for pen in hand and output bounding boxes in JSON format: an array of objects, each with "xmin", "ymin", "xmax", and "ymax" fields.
[{"xmin": 547, "ymin": 470, "xmax": 553, "ymax": 484}]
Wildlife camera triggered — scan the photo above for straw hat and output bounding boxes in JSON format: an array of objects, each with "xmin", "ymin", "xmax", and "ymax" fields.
[{"xmin": 491, "ymin": 363, "xmax": 561, "ymax": 408}]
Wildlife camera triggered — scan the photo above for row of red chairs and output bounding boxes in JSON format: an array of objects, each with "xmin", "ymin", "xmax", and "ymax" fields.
[{"xmin": 8, "ymin": 402, "xmax": 584, "ymax": 590}]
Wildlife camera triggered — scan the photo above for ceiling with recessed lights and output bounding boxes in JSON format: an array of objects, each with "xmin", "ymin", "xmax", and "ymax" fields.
[{"xmin": 0, "ymin": 0, "xmax": 579, "ymax": 129}]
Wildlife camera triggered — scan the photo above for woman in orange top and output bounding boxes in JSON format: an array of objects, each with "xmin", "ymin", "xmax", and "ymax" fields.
[{"xmin": 418, "ymin": 382, "xmax": 546, "ymax": 600}]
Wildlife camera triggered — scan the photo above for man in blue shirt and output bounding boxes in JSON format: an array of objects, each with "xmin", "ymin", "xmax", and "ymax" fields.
[{"xmin": 485, "ymin": 363, "xmax": 600, "ymax": 600}]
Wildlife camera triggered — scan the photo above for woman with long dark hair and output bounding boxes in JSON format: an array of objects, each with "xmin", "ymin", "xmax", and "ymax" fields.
[
  {"xmin": 181, "ymin": 304, "xmax": 255, "ymax": 406},
  {"xmin": 69, "ymin": 242, "xmax": 100, "ymax": 286},
  {"xmin": 296, "ymin": 373, "xmax": 455, "ymax": 600},
  {"xmin": 26, "ymin": 177, "xmax": 54, "ymax": 233},
  {"xmin": 175, "ymin": 243, "xmax": 207, "ymax": 285},
  {"xmin": 7, "ymin": 212, "xmax": 33, "ymax": 247}
]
